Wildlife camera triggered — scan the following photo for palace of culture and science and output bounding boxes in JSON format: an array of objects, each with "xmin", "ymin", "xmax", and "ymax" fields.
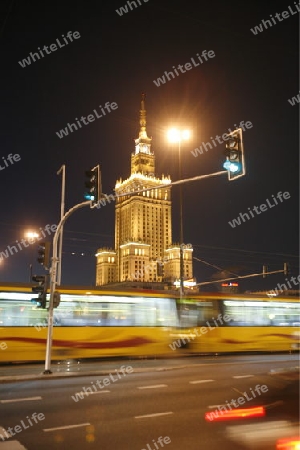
[{"xmin": 95, "ymin": 94, "xmax": 194, "ymax": 289}]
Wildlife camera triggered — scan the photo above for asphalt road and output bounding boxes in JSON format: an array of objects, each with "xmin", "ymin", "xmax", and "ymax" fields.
[{"xmin": 0, "ymin": 354, "xmax": 299, "ymax": 450}]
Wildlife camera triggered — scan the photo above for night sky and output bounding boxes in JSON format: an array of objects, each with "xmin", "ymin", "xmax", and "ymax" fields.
[{"xmin": 1, "ymin": 0, "xmax": 299, "ymax": 292}]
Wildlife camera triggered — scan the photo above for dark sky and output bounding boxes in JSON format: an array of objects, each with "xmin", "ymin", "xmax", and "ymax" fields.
[{"xmin": 0, "ymin": 0, "xmax": 299, "ymax": 291}]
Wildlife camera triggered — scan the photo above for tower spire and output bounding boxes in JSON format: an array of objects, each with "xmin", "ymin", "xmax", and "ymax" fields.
[{"xmin": 139, "ymin": 92, "xmax": 147, "ymax": 139}]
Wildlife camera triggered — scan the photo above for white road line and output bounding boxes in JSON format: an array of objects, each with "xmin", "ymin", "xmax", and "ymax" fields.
[
  {"xmin": 74, "ymin": 390, "xmax": 110, "ymax": 396},
  {"xmin": 189, "ymin": 380, "xmax": 214, "ymax": 384},
  {"xmin": 0, "ymin": 441, "xmax": 27, "ymax": 449},
  {"xmin": 43, "ymin": 422, "xmax": 90, "ymax": 432},
  {"xmin": 88, "ymin": 390, "xmax": 110, "ymax": 395},
  {"xmin": 233, "ymin": 375, "xmax": 254, "ymax": 379},
  {"xmin": 138, "ymin": 384, "xmax": 168, "ymax": 390},
  {"xmin": 0, "ymin": 396, "xmax": 42, "ymax": 404},
  {"xmin": 135, "ymin": 412, "xmax": 173, "ymax": 419}
]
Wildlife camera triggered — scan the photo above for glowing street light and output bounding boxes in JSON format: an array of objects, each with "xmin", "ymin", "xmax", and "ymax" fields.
[
  {"xmin": 25, "ymin": 231, "xmax": 39, "ymax": 239},
  {"xmin": 167, "ymin": 127, "xmax": 191, "ymax": 297},
  {"xmin": 167, "ymin": 128, "xmax": 191, "ymax": 143}
]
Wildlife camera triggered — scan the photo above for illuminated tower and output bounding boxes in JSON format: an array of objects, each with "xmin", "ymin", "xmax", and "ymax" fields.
[
  {"xmin": 96, "ymin": 94, "xmax": 194, "ymax": 287},
  {"xmin": 114, "ymin": 93, "xmax": 172, "ymax": 282}
]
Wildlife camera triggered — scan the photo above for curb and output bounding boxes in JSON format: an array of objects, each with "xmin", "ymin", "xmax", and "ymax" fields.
[
  {"xmin": 0, "ymin": 359, "xmax": 298, "ymax": 384},
  {"xmin": 0, "ymin": 364, "xmax": 199, "ymax": 383}
]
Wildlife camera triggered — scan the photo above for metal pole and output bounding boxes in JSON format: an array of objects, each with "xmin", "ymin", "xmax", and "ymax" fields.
[
  {"xmin": 178, "ymin": 139, "xmax": 184, "ymax": 298},
  {"xmin": 56, "ymin": 165, "xmax": 65, "ymax": 286},
  {"xmin": 44, "ymin": 200, "xmax": 91, "ymax": 374}
]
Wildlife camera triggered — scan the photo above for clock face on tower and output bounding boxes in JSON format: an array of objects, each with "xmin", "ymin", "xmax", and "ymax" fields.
[{"xmin": 141, "ymin": 144, "xmax": 149, "ymax": 153}]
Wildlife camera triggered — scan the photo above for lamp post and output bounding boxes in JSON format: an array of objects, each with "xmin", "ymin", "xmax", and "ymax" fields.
[
  {"xmin": 56, "ymin": 165, "xmax": 65, "ymax": 286},
  {"xmin": 167, "ymin": 128, "xmax": 191, "ymax": 297}
]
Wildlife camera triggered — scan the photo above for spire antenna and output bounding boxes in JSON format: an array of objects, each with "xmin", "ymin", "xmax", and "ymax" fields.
[{"xmin": 140, "ymin": 92, "xmax": 147, "ymax": 136}]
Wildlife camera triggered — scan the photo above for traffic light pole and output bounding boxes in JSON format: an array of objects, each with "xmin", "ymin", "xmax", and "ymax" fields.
[
  {"xmin": 43, "ymin": 166, "xmax": 239, "ymax": 374},
  {"xmin": 44, "ymin": 200, "xmax": 91, "ymax": 374}
]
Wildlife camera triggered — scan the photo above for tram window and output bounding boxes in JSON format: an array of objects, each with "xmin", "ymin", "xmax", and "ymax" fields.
[
  {"xmin": 223, "ymin": 300, "xmax": 300, "ymax": 326},
  {"xmin": 155, "ymin": 299, "xmax": 178, "ymax": 326},
  {"xmin": 63, "ymin": 302, "xmax": 135, "ymax": 326},
  {"xmin": 0, "ymin": 293, "xmax": 178, "ymax": 327},
  {"xmin": 178, "ymin": 301, "xmax": 216, "ymax": 327},
  {"xmin": 196, "ymin": 302, "xmax": 217, "ymax": 326},
  {"xmin": 0, "ymin": 301, "xmax": 47, "ymax": 326}
]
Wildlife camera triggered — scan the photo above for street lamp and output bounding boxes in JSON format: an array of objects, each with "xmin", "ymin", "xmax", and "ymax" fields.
[
  {"xmin": 25, "ymin": 231, "xmax": 39, "ymax": 239},
  {"xmin": 167, "ymin": 128, "xmax": 191, "ymax": 297}
]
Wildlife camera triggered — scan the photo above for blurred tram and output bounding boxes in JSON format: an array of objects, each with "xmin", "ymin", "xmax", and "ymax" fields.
[
  {"xmin": 0, "ymin": 284, "xmax": 178, "ymax": 362},
  {"xmin": 175, "ymin": 292, "xmax": 300, "ymax": 353},
  {"xmin": 0, "ymin": 285, "xmax": 299, "ymax": 362}
]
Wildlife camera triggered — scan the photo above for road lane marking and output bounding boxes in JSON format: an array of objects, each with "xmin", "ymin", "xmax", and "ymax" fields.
[
  {"xmin": 73, "ymin": 390, "xmax": 110, "ymax": 396},
  {"xmin": 189, "ymin": 380, "xmax": 214, "ymax": 384},
  {"xmin": 233, "ymin": 375, "xmax": 254, "ymax": 379},
  {"xmin": 87, "ymin": 390, "xmax": 110, "ymax": 394},
  {"xmin": 0, "ymin": 396, "xmax": 42, "ymax": 404},
  {"xmin": 0, "ymin": 441, "xmax": 27, "ymax": 449},
  {"xmin": 43, "ymin": 422, "xmax": 90, "ymax": 432},
  {"xmin": 138, "ymin": 384, "xmax": 168, "ymax": 390},
  {"xmin": 135, "ymin": 412, "xmax": 173, "ymax": 419}
]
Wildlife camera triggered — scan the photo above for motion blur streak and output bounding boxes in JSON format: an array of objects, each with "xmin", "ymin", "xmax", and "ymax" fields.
[
  {"xmin": 276, "ymin": 437, "xmax": 300, "ymax": 450},
  {"xmin": 205, "ymin": 406, "xmax": 265, "ymax": 422}
]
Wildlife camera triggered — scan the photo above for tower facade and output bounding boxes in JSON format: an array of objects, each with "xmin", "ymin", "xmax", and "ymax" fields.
[{"xmin": 96, "ymin": 94, "xmax": 194, "ymax": 287}]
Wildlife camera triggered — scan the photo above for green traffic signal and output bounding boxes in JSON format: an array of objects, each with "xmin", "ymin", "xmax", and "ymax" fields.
[
  {"xmin": 223, "ymin": 128, "xmax": 245, "ymax": 181},
  {"xmin": 84, "ymin": 165, "xmax": 101, "ymax": 205},
  {"xmin": 31, "ymin": 274, "xmax": 48, "ymax": 308}
]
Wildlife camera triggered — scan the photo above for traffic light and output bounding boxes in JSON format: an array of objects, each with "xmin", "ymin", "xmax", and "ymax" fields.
[
  {"xmin": 223, "ymin": 128, "xmax": 245, "ymax": 181},
  {"xmin": 84, "ymin": 165, "xmax": 101, "ymax": 206},
  {"xmin": 31, "ymin": 275, "xmax": 48, "ymax": 308},
  {"xmin": 37, "ymin": 242, "xmax": 51, "ymax": 268}
]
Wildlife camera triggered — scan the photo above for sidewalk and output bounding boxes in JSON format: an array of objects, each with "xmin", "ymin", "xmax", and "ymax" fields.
[
  {"xmin": 0, "ymin": 354, "xmax": 299, "ymax": 383},
  {"xmin": 0, "ymin": 355, "xmax": 207, "ymax": 383}
]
